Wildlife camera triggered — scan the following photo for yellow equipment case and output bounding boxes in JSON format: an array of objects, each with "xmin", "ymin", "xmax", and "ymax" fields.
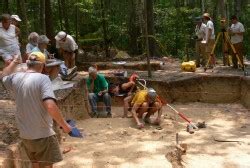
[{"xmin": 181, "ymin": 61, "xmax": 196, "ymax": 72}]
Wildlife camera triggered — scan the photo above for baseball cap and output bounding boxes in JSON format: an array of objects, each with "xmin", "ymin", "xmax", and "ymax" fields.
[
  {"xmin": 147, "ymin": 88, "xmax": 157, "ymax": 102},
  {"xmin": 28, "ymin": 52, "xmax": 46, "ymax": 64},
  {"xmin": 11, "ymin": 15, "xmax": 21, "ymax": 22},
  {"xmin": 38, "ymin": 35, "xmax": 50, "ymax": 44},
  {"xmin": 55, "ymin": 31, "xmax": 67, "ymax": 41}
]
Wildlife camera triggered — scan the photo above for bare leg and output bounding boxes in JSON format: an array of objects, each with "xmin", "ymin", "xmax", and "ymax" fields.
[
  {"xmin": 63, "ymin": 52, "xmax": 69, "ymax": 68},
  {"xmin": 137, "ymin": 102, "xmax": 148, "ymax": 118},
  {"xmin": 123, "ymin": 96, "xmax": 132, "ymax": 118},
  {"xmin": 69, "ymin": 53, "xmax": 75, "ymax": 68}
]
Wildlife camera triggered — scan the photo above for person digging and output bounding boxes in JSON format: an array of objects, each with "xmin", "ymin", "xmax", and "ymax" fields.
[{"xmin": 130, "ymin": 88, "xmax": 163, "ymax": 129}]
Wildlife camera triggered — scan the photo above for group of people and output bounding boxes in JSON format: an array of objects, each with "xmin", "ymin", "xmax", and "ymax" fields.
[
  {"xmin": 86, "ymin": 66, "xmax": 163, "ymax": 129},
  {"xmin": 194, "ymin": 13, "xmax": 245, "ymax": 69},
  {"xmin": 0, "ymin": 13, "xmax": 79, "ymax": 168},
  {"xmin": 0, "ymin": 13, "xmax": 78, "ymax": 80}
]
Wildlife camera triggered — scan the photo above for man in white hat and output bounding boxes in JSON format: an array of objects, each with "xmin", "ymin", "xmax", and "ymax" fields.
[
  {"xmin": 130, "ymin": 88, "xmax": 163, "ymax": 129},
  {"xmin": 203, "ymin": 13, "xmax": 216, "ymax": 68},
  {"xmin": 55, "ymin": 31, "xmax": 78, "ymax": 69},
  {"xmin": 0, "ymin": 14, "xmax": 21, "ymax": 67},
  {"xmin": 11, "ymin": 14, "xmax": 21, "ymax": 27}
]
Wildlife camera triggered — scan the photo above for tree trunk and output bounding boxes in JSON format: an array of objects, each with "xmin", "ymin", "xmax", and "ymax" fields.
[
  {"xmin": 174, "ymin": 0, "xmax": 180, "ymax": 56},
  {"xmin": 235, "ymin": 0, "xmax": 242, "ymax": 18},
  {"xmin": 219, "ymin": 0, "xmax": 227, "ymax": 18},
  {"xmin": 146, "ymin": 0, "xmax": 157, "ymax": 57},
  {"xmin": 2, "ymin": 0, "xmax": 9, "ymax": 13},
  {"xmin": 128, "ymin": 0, "xmax": 141, "ymax": 55},
  {"xmin": 75, "ymin": 0, "xmax": 79, "ymax": 43},
  {"xmin": 201, "ymin": 0, "xmax": 205, "ymax": 13},
  {"xmin": 17, "ymin": 0, "xmax": 28, "ymax": 43},
  {"xmin": 58, "ymin": 0, "xmax": 63, "ymax": 30},
  {"xmin": 61, "ymin": 0, "xmax": 69, "ymax": 32},
  {"xmin": 144, "ymin": 0, "xmax": 152, "ymax": 77},
  {"xmin": 101, "ymin": 0, "xmax": 110, "ymax": 57},
  {"xmin": 40, "ymin": 0, "xmax": 46, "ymax": 34},
  {"xmin": 45, "ymin": 0, "xmax": 55, "ymax": 45}
]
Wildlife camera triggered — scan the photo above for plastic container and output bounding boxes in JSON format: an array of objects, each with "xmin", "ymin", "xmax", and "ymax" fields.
[{"xmin": 181, "ymin": 61, "xmax": 196, "ymax": 72}]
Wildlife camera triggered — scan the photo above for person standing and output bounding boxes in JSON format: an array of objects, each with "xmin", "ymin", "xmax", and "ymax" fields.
[
  {"xmin": 0, "ymin": 14, "xmax": 21, "ymax": 66},
  {"xmin": 229, "ymin": 15, "xmax": 245, "ymax": 69},
  {"xmin": 87, "ymin": 66, "xmax": 112, "ymax": 118},
  {"xmin": 194, "ymin": 16, "xmax": 206, "ymax": 67},
  {"xmin": 55, "ymin": 31, "xmax": 78, "ymax": 69},
  {"xmin": 203, "ymin": 13, "xmax": 216, "ymax": 67},
  {"xmin": 11, "ymin": 14, "xmax": 22, "ymax": 27},
  {"xmin": 1, "ymin": 52, "xmax": 72, "ymax": 168}
]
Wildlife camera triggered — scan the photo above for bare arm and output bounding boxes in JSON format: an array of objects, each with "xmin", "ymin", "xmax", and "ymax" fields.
[
  {"xmin": 1, "ymin": 58, "xmax": 20, "ymax": 78},
  {"xmin": 121, "ymin": 81, "xmax": 135, "ymax": 95},
  {"xmin": 43, "ymin": 99, "xmax": 72, "ymax": 133},
  {"xmin": 15, "ymin": 26, "xmax": 20, "ymax": 37}
]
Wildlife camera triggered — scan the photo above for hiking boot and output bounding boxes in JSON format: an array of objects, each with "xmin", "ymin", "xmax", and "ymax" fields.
[{"xmin": 107, "ymin": 112, "xmax": 112, "ymax": 118}]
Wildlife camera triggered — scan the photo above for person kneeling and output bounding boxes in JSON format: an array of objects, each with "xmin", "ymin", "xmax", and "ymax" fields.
[{"xmin": 130, "ymin": 88, "xmax": 162, "ymax": 129}]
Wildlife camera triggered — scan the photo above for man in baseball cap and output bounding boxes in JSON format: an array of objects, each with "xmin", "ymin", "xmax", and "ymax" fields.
[{"xmin": 1, "ymin": 51, "xmax": 72, "ymax": 168}]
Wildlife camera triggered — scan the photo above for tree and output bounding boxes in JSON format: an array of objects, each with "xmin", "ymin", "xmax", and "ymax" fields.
[
  {"xmin": 17, "ymin": 0, "xmax": 28, "ymax": 43},
  {"xmin": 128, "ymin": 0, "xmax": 141, "ymax": 55},
  {"xmin": 2, "ymin": 0, "xmax": 10, "ymax": 13},
  {"xmin": 45, "ymin": 0, "xmax": 55, "ymax": 43},
  {"xmin": 40, "ymin": 0, "xmax": 46, "ymax": 34},
  {"xmin": 146, "ymin": 0, "xmax": 157, "ymax": 57},
  {"xmin": 61, "ymin": 0, "xmax": 69, "ymax": 32}
]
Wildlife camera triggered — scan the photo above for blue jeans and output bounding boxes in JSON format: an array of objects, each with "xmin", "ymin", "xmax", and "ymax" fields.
[{"xmin": 88, "ymin": 93, "xmax": 111, "ymax": 114}]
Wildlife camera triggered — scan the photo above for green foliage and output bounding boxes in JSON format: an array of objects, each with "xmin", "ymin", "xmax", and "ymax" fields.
[{"xmin": 78, "ymin": 38, "xmax": 103, "ymax": 47}]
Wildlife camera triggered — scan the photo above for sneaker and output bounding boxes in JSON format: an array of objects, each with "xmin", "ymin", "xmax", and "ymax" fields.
[{"xmin": 107, "ymin": 112, "xmax": 112, "ymax": 118}]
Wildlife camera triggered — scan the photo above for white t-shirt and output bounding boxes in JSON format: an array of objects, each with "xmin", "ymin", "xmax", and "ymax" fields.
[
  {"xmin": 0, "ymin": 23, "xmax": 21, "ymax": 60},
  {"xmin": 2, "ymin": 72, "xmax": 56, "ymax": 139},
  {"xmin": 0, "ymin": 23, "xmax": 19, "ymax": 47},
  {"xmin": 205, "ymin": 20, "xmax": 215, "ymax": 41},
  {"xmin": 230, "ymin": 22, "xmax": 245, "ymax": 44},
  {"xmin": 195, "ymin": 23, "xmax": 206, "ymax": 40},
  {"xmin": 56, "ymin": 35, "xmax": 78, "ymax": 52}
]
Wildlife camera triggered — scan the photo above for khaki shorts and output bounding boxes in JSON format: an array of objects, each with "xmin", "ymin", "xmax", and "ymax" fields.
[
  {"xmin": 205, "ymin": 39, "xmax": 215, "ymax": 53},
  {"xmin": 21, "ymin": 135, "xmax": 63, "ymax": 166}
]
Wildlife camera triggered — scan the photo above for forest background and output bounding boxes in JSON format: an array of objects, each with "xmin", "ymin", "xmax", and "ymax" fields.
[{"xmin": 1, "ymin": 0, "xmax": 250, "ymax": 60}]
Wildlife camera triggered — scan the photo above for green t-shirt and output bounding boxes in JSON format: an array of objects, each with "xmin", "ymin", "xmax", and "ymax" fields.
[{"xmin": 86, "ymin": 74, "xmax": 108, "ymax": 94}]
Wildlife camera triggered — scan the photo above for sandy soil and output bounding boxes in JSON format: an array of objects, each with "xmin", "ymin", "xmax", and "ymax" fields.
[{"xmin": 55, "ymin": 103, "xmax": 250, "ymax": 168}]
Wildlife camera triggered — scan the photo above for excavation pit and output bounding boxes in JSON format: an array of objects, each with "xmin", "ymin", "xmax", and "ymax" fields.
[{"xmin": 0, "ymin": 68, "xmax": 250, "ymax": 168}]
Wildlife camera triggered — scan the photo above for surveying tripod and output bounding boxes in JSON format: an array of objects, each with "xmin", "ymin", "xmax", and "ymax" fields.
[{"xmin": 204, "ymin": 28, "xmax": 245, "ymax": 71}]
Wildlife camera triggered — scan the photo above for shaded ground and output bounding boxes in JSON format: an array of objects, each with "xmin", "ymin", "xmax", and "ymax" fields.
[{"xmin": 56, "ymin": 103, "xmax": 250, "ymax": 168}]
